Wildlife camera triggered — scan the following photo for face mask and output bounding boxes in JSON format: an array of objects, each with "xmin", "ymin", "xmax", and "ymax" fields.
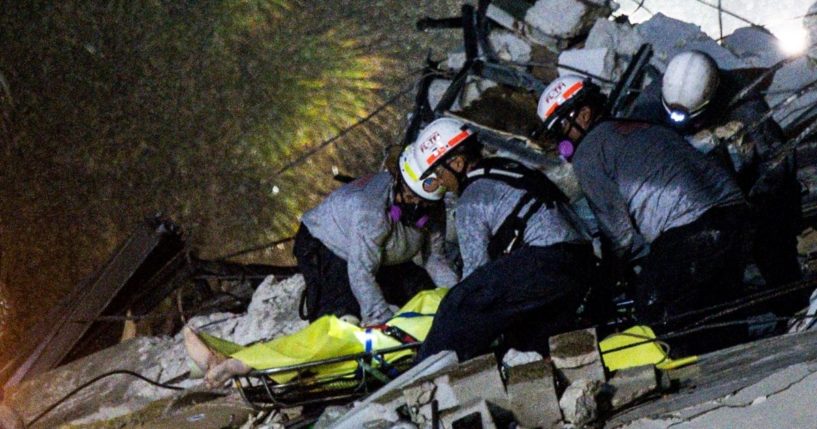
[
  {"xmin": 389, "ymin": 204, "xmax": 429, "ymax": 228},
  {"xmin": 558, "ymin": 139, "xmax": 575, "ymax": 162}
]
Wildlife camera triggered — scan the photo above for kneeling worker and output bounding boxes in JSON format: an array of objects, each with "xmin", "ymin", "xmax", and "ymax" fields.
[
  {"xmin": 410, "ymin": 118, "xmax": 599, "ymax": 361},
  {"xmin": 294, "ymin": 154, "xmax": 459, "ymax": 326},
  {"xmin": 538, "ymin": 75, "xmax": 749, "ymax": 352}
]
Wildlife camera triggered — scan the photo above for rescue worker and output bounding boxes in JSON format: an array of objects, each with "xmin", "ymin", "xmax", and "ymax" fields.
[
  {"xmin": 294, "ymin": 154, "xmax": 459, "ymax": 326},
  {"xmin": 632, "ymin": 50, "xmax": 802, "ymax": 296},
  {"xmin": 410, "ymin": 118, "xmax": 599, "ymax": 361},
  {"xmin": 538, "ymin": 75, "xmax": 749, "ymax": 352}
]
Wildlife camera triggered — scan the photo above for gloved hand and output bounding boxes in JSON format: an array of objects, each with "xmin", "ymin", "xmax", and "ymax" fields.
[{"xmin": 362, "ymin": 304, "xmax": 395, "ymax": 327}]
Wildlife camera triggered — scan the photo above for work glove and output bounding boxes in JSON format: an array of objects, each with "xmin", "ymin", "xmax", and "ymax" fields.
[{"xmin": 362, "ymin": 304, "xmax": 396, "ymax": 327}]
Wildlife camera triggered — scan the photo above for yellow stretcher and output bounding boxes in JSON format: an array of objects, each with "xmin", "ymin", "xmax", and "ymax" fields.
[{"xmin": 201, "ymin": 288, "xmax": 447, "ymax": 409}]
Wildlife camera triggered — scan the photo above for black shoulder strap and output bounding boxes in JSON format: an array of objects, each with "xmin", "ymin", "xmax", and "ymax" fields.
[
  {"xmin": 462, "ymin": 157, "xmax": 568, "ymax": 207},
  {"xmin": 464, "ymin": 158, "xmax": 568, "ymax": 258}
]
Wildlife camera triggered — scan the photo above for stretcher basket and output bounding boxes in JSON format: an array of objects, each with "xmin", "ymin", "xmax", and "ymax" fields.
[{"xmin": 233, "ymin": 342, "xmax": 421, "ymax": 410}]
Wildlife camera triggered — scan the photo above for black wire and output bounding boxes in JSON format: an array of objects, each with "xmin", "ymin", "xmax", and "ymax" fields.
[
  {"xmin": 688, "ymin": 0, "xmax": 761, "ymax": 28},
  {"xmin": 270, "ymin": 72, "xmax": 438, "ymax": 178},
  {"xmin": 27, "ymin": 369, "xmax": 185, "ymax": 427},
  {"xmin": 215, "ymin": 236, "xmax": 295, "ymax": 261}
]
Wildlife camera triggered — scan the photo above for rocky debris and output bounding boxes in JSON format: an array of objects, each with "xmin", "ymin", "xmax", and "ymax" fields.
[
  {"xmin": 525, "ymin": 0, "xmax": 618, "ymax": 42},
  {"xmin": 559, "ymin": 378, "xmax": 603, "ymax": 426},
  {"xmin": 582, "ymin": 18, "xmax": 644, "ymax": 83},
  {"xmin": 558, "ymin": 47, "xmax": 617, "ymax": 82},
  {"xmin": 636, "ymin": 13, "xmax": 746, "ymax": 71},
  {"xmin": 722, "ymin": 27, "xmax": 786, "ymax": 69},
  {"xmin": 502, "ymin": 348, "xmax": 544, "ymax": 368},
  {"xmin": 403, "ymin": 354, "xmax": 508, "ymax": 425},
  {"xmin": 549, "ymin": 328, "xmax": 606, "ymax": 385},
  {"xmin": 4, "ymin": 275, "xmax": 308, "ymax": 428},
  {"xmin": 489, "ymin": 30, "xmax": 533, "ymax": 64},
  {"xmin": 808, "ymin": 1, "xmax": 817, "ymax": 61},
  {"xmin": 608, "ymin": 365, "xmax": 667, "ymax": 409},
  {"xmin": 506, "ymin": 359, "xmax": 562, "ymax": 428},
  {"xmin": 766, "ymin": 57, "xmax": 817, "ymax": 132},
  {"xmin": 187, "ymin": 275, "xmax": 307, "ymax": 345},
  {"xmin": 313, "ymin": 405, "xmax": 353, "ymax": 429},
  {"xmin": 440, "ymin": 398, "xmax": 514, "ymax": 428}
]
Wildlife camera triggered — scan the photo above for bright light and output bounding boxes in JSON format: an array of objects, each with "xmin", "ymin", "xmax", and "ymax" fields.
[
  {"xmin": 775, "ymin": 24, "xmax": 809, "ymax": 56},
  {"xmin": 272, "ymin": 185, "xmax": 280, "ymax": 195},
  {"xmin": 669, "ymin": 111, "xmax": 687, "ymax": 123}
]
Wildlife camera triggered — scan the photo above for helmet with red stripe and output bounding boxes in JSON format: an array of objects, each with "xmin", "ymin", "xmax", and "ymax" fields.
[
  {"xmin": 535, "ymin": 75, "xmax": 603, "ymax": 140},
  {"xmin": 399, "ymin": 118, "xmax": 475, "ymax": 201}
]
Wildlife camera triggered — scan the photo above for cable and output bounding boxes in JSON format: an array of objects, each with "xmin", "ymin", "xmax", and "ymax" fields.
[
  {"xmin": 627, "ymin": 0, "xmax": 654, "ymax": 17},
  {"xmin": 513, "ymin": 60, "xmax": 617, "ymax": 85},
  {"xmin": 215, "ymin": 235, "xmax": 295, "ymax": 261},
  {"xmin": 270, "ymin": 74, "xmax": 429, "ymax": 178},
  {"xmin": 27, "ymin": 369, "xmax": 185, "ymax": 427},
  {"xmin": 688, "ymin": 0, "xmax": 761, "ymax": 28}
]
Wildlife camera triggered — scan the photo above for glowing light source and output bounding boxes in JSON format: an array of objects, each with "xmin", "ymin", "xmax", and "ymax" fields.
[
  {"xmin": 775, "ymin": 24, "xmax": 809, "ymax": 56},
  {"xmin": 272, "ymin": 185, "xmax": 280, "ymax": 195},
  {"xmin": 669, "ymin": 110, "xmax": 688, "ymax": 123}
]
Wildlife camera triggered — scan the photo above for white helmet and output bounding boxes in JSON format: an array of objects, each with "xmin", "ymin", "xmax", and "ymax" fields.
[
  {"xmin": 398, "ymin": 118, "xmax": 474, "ymax": 201},
  {"xmin": 661, "ymin": 51, "xmax": 720, "ymax": 124},
  {"xmin": 537, "ymin": 75, "xmax": 591, "ymax": 131},
  {"xmin": 399, "ymin": 144, "xmax": 445, "ymax": 201}
]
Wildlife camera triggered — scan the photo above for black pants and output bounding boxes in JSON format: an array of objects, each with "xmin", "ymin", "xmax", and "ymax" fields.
[
  {"xmin": 749, "ymin": 153, "xmax": 803, "ymax": 297},
  {"xmin": 293, "ymin": 224, "xmax": 435, "ymax": 322},
  {"xmin": 634, "ymin": 205, "xmax": 749, "ymax": 354},
  {"xmin": 417, "ymin": 243, "xmax": 599, "ymax": 362}
]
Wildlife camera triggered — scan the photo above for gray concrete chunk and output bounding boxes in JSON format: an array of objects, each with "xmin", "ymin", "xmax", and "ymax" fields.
[
  {"xmin": 549, "ymin": 328, "xmax": 606, "ymax": 384},
  {"xmin": 506, "ymin": 360, "xmax": 562, "ymax": 428},
  {"xmin": 403, "ymin": 354, "xmax": 507, "ymax": 425},
  {"xmin": 636, "ymin": 13, "xmax": 746, "ymax": 71},
  {"xmin": 559, "ymin": 379, "xmax": 603, "ymax": 426},
  {"xmin": 609, "ymin": 365, "xmax": 660, "ymax": 409}
]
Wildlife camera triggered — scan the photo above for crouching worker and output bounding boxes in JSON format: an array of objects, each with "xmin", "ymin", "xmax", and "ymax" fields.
[
  {"xmin": 294, "ymin": 151, "xmax": 459, "ymax": 327},
  {"xmin": 412, "ymin": 118, "xmax": 599, "ymax": 362},
  {"xmin": 538, "ymin": 76, "xmax": 749, "ymax": 354}
]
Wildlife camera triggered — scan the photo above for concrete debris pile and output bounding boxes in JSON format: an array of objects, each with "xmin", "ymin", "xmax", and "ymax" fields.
[
  {"xmin": 324, "ymin": 328, "xmax": 667, "ymax": 429},
  {"xmin": 431, "ymin": 0, "xmax": 816, "ymax": 140},
  {"xmin": 2, "ymin": 275, "xmax": 307, "ymax": 428}
]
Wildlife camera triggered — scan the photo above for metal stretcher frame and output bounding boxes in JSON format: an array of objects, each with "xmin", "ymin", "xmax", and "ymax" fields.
[{"xmin": 233, "ymin": 342, "xmax": 422, "ymax": 410}]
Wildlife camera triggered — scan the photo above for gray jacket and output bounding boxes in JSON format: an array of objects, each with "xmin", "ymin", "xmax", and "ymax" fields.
[
  {"xmin": 456, "ymin": 175, "xmax": 590, "ymax": 278},
  {"xmin": 572, "ymin": 120, "xmax": 745, "ymax": 261},
  {"xmin": 301, "ymin": 172, "xmax": 459, "ymax": 322}
]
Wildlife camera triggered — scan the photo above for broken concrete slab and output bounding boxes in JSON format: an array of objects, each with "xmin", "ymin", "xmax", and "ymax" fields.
[
  {"xmin": 439, "ymin": 399, "xmax": 513, "ymax": 429},
  {"xmin": 765, "ymin": 57, "xmax": 817, "ymax": 132},
  {"xmin": 585, "ymin": 18, "xmax": 644, "ymax": 82},
  {"xmin": 460, "ymin": 77, "xmax": 499, "ymax": 111},
  {"xmin": 722, "ymin": 27, "xmax": 786, "ymax": 69},
  {"xmin": 559, "ymin": 379, "xmax": 602, "ymax": 426},
  {"xmin": 428, "ymin": 78, "xmax": 462, "ymax": 112},
  {"xmin": 635, "ymin": 13, "xmax": 746, "ymax": 71},
  {"xmin": 489, "ymin": 30, "xmax": 533, "ymax": 64},
  {"xmin": 608, "ymin": 365, "xmax": 664, "ymax": 409},
  {"xmin": 807, "ymin": 1, "xmax": 817, "ymax": 60},
  {"xmin": 313, "ymin": 405, "xmax": 352, "ymax": 429},
  {"xmin": 549, "ymin": 328, "xmax": 606, "ymax": 385},
  {"xmin": 525, "ymin": 0, "xmax": 617, "ymax": 41},
  {"xmin": 403, "ymin": 354, "xmax": 508, "ymax": 425},
  {"xmin": 506, "ymin": 360, "xmax": 562, "ymax": 429},
  {"xmin": 609, "ymin": 364, "xmax": 817, "ymax": 429},
  {"xmin": 6, "ymin": 336, "xmax": 195, "ymax": 428},
  {"xmin": 229, "ymin": 274, "xmax": 308, "ymax": 345},
  {"xmin": 502, "ymin": 348, "xmax": 544, "ymax": 369},
  {"xmin": 331, "ymin": 351, "xmax": 458, "ymax": 429},
  {"xmin": 558, "ymin": 47, "xmax": 617, "ymax": 82},
  {"xmin": 486, "ymin": 0, "xmax": 558, "ymax": 48}
]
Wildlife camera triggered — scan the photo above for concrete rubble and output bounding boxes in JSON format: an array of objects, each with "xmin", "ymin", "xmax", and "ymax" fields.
[
  {"xmin": 549, "ymin": 327, "xmax": 606, "ymax": 385},
  {"xmin": 560, "ymin": 378, "xmax": 603, "ymax": 426}
]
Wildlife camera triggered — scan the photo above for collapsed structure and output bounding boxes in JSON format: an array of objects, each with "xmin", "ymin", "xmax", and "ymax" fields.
[{"xmin": 3, "ymin": 0, "xmax": 817, "ymax": 428}]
